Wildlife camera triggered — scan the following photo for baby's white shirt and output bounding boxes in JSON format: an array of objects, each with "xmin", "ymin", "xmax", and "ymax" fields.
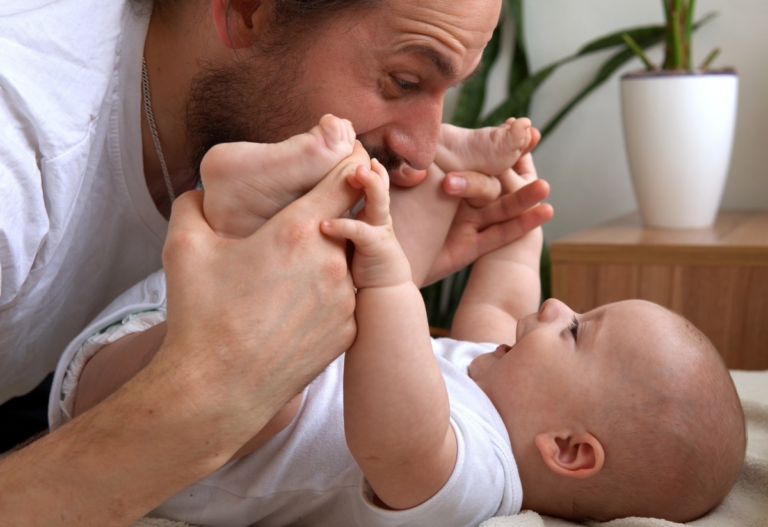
[{"xmin": 49, "ymin": 271, "xmax": 523, "ymax": 526}]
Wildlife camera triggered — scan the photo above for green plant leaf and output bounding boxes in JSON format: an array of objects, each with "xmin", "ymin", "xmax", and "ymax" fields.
[
  {"xmin": 622, "ymin": 33, "xmax": 657, "ymax": 70},
  {"xmin": 672, "ymin": 0, "xmax": 684, "ymax": 70},
  {"xmin": 534, "ymin": 14, "xmax": 715, "ymax": 139},
  {"xmin": 480, "ymin": 61, "xmax": 565, "ymax": 126},
  {"xmin": 577, "ymin": 25, "xmax": 667, "ymax": 54},
  {"xmin": 539, "ymin": 46, "xmax": 652, "ymax": 139},
  {"xmin": 480, "ymin": 24, "xmax": 666, "ymax": 127},
  {"xmin": 699, "ymin": 47, "xmax": 721, "ymax": 70},
  {"xmin": 685, "ymin": 0, "xmax": 698, "ymax": 70}
]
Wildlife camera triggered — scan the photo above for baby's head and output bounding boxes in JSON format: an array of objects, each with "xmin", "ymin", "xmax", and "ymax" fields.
[{"xmin": 469, "ymin": 299, "xmax": 746, "ymax": 522}]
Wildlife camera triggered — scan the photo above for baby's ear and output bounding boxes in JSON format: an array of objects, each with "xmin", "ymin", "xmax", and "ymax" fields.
[{"xmin": 534, "ymin": 431, "xmax": 604, "ymax": 479}]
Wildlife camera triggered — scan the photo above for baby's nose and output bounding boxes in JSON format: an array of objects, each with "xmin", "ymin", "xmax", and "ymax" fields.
[{"xmin": 538, "ymin": 298, "xmax": 569, "ymax": 323}]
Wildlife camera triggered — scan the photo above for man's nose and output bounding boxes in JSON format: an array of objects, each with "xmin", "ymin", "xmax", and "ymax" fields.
[
  {"xmin": 538, "ymin": 298, "xmax": 571, "ymax": 324},
  {"xmin": 385, "ymin": 98, "xmax": 443, "ymax": 170}
]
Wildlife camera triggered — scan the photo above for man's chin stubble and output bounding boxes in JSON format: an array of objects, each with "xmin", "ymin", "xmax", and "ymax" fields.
[
  {"xmin": 184, "ymin": 54, "xmax": 404, "ymax": 178},
  {"xmin": 184, "ymin": 53, "xmax": 310, "ymax": 179}
]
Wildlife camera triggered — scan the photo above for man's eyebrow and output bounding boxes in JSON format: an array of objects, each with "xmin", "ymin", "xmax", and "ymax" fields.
[{"xmin": 398, "ymin": 44, "xmax": 461, "ymax": 81}]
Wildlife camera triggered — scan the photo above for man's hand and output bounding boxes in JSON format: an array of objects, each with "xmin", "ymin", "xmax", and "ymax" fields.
[
  {"xmin": 161, "ymin": 144, "xmax": 369, "ymax": 448},
  {"xmin": 423, "ymin": 148, "xmax": 553, "ymax": 286}
]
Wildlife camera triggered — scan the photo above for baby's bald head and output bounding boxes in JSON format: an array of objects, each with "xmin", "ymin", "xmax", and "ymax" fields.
[
  {"xmin": 573, "ymin": 304, "xmax": 746, "ymax": 521},
  {"xmin": 487, "ymin": 299, "xmax": 747, "ymax": 522}
]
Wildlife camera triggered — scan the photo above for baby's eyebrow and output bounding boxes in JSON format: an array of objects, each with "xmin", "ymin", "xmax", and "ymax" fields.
[{"xmin": 579, "ymin": 311, "xmax": 605, "ymax": 352}]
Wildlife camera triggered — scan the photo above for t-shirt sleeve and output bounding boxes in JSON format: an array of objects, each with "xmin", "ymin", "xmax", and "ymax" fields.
[
  {"xmin": 47, "ymin": 269, "xmax": 168, "ymax": 430},
  {"xmin": 351, "ymin": 410, "xmax": 520, "ymax": 527}
]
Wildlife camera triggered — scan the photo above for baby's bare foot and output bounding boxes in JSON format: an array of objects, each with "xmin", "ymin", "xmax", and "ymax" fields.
[
  {"xmin": 434, "ymin": 117, "xmax": 534, "ymax": 177},
  {"xmin": 201, "ymin": 114, "xmax": 356, "ymax": 239}
]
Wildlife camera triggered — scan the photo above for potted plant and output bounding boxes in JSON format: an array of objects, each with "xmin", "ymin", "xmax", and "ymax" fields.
[{"xmin": 621, "ymin": 0, "xmax": 737, "ymax": 229}]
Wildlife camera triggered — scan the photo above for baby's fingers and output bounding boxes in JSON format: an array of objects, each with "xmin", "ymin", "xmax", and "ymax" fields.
[
  {"xmin": 349, "ymin": 161, "xmax": 391, "ymax": 227},
  {"xmin": 321, "ymin": 218, "xmax": 377, "ymax": 248}
]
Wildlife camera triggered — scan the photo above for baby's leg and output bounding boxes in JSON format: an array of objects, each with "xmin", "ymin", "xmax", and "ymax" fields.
[
  {"xmin": 435, "ymin": 117, "xmax": 534, "ymax": 177},
  {"xmin": 390, "ymin": 164, "xmax": 461, "ymax": 288},
  {"xmin": 201, "ymin": 114, "xmax": 356, "ymax": 239}
]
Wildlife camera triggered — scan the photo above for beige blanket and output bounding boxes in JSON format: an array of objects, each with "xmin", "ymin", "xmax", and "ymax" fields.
[{"xmin": 135, "ymin": 370, "xmax": 768, "ymax": 527}]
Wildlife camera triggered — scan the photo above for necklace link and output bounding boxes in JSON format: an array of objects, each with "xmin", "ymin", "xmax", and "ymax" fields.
[{"xmin": 142, "ymin": 57, "xmax": 176, "ymax": 204}]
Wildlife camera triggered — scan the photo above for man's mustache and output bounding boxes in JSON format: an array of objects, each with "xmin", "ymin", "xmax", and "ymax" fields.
[{"xmin": 360, "ymin": 142, "xmax": 404, "ymax": 172}]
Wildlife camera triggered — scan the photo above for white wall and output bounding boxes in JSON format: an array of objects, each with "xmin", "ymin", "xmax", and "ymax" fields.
[{"xmin": 468, "ymin": 0, "xmax": 768, "ymax": 241}]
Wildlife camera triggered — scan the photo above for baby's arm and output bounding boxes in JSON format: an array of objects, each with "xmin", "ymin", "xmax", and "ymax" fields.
[
  {"xmin": 321, "ymin": 161, "xmax": 456, "ymax": 510},
  {"xmin": 451, "ymin": 154, "xmax": 550, "ymax": 344}
]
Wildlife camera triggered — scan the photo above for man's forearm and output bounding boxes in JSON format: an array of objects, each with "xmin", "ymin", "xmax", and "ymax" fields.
[{"xmin": 0, "ymin": 344, "xmax": 270, "ymax": 526}]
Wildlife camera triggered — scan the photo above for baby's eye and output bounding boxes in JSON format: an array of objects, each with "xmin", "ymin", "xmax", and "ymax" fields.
[
  {"xmin": 569, "ymin": 316, "xmax": 579, "ymax": 341},
  {"xmin": 391, "ymin": 75, "xmax": 419, "ymax": 93}
]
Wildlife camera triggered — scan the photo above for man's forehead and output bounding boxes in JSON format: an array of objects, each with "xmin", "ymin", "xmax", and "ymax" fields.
[{"xmin": 373, "ymin": 0, "xmax": 501, "ymax": 64}]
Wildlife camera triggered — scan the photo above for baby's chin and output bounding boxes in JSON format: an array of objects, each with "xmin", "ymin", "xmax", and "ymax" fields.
[{"xmin": 468, "ymin": 351, "xmax": 500, "ymax": 382}]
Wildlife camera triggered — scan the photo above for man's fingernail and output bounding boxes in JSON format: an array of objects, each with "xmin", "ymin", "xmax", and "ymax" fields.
[{"xmin": 447, "ymin": 175, "xmax": 467, "ymax": 192}]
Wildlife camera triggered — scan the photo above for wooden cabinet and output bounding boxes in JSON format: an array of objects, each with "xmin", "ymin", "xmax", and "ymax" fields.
[{"xmin": 550, "ymin": 211, "xmax": 768, "ymax": 370}]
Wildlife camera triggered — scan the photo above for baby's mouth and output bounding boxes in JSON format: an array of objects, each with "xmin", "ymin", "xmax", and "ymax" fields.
[{"xmin": 493, "ymin": 344, "xmax": 513, "ymax": 357}]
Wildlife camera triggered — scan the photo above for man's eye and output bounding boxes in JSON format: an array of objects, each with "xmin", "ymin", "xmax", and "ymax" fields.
[
  {"xmin": 569, "ymin": 316, "xmax": 579, "ymax": 340},
  {"xmin": 391, "ymin": 76, "xmax": 419, "ymax": 92}
]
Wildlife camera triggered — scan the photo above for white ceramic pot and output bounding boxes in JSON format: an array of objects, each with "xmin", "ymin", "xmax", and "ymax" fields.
[{"xmin": 621, "ymin": 72, "xmax": 738, "ymax": 229}]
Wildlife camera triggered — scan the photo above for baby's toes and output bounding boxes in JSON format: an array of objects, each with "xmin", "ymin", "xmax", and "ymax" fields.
[
  {"xmin": 507, "ymin": 118, "xmax": 532, "ymax": 151},
  {"xmin": 317, "ymin": 114, "xmax": 356, "ymax": 157}
]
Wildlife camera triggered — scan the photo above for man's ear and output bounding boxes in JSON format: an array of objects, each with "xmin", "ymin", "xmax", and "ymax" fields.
[
  {"xmin": 212, "ymin": 0, "xmax": 268, "ymax": 49},
  {"xmin": 534, "ymin": 431, "xmax": 605, "ymax": 479}
]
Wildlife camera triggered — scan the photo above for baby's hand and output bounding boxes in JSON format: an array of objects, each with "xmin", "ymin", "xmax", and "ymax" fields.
[{"xmin": 321, "ymin": 159, "xmax": 412, "ymax": 289}]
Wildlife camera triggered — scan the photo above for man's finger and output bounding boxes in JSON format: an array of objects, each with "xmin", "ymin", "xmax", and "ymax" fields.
[
  {"xmin": 477, "ymin": 179, "xmax": 551, "ymax": 226},
  {"xmin": 283, "ymin": 141, "xmax": 369, "ymax": 221},
  {"xmin": 475, "ymin": 203, "xmax": 554, "ymax": 256},
  {"xmin": 509, "ymin": 152, "xmax": 539, "ymax": 185},
  {"xmin": 443, "ymin": 170, "xmax": 502, "ymax": 207},
  {"xmin": 164, "ymin": 190, "xmax": 221, "ymax": 256}
]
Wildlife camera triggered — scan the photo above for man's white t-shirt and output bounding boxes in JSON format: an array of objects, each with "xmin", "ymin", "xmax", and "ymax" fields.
[
  {"xmin": 49, "ymin": 271, "xmax": 524, "ymax": 527},
  {"xmin": 0, "ymin": 0, "xmax": 166, "ymax": 403}
]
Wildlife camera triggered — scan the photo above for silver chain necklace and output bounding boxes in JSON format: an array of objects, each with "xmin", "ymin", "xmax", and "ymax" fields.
[{"xmin": 141, "ymin": 57, "xmax": 176, "ymax": 203}]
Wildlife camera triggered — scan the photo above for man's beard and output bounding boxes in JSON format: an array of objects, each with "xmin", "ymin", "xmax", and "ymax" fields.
[
  {"xmin": 185, "ymin": 49, "xmax": 405, "ymax": 178},
  {"xmin": 185, "ymin": 50, "xmax": 312, "ymax": 177}
]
